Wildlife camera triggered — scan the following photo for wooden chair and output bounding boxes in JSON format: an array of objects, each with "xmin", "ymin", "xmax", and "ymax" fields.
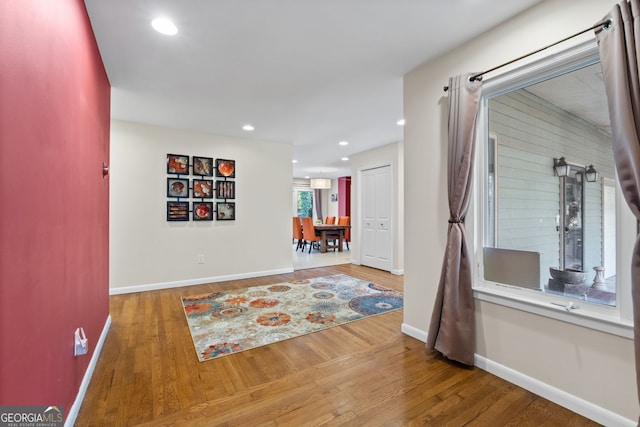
[
  {"xmin": 292, "ymin": 217, "xmax": 305, "ymax": 252},
  {"xmin": 325, "ymin": 216, "xmax": 336, "ymax": 224},
  {"xmin": 301, "ymin": 217, "xmax": 322, "ymax": 253}
]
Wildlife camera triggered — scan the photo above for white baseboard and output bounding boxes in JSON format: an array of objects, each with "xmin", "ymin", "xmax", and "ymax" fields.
[
  {"xmin": 401, "ymin": 323, "xmax": 428, "ymax": 342},
  {"xmin": 109, "ymin": 267, "xmax": 294, "ymax": 295},
  {"xmin": 400, "ymin": 324, "xmax": 634, "ymax": 426},
  {"xmin": 64, "ymin": 315, "xmax": 112, "ymax": 427},
  {"xmin": 475, "ymin": 355, "xmax": 635, "ymax": 427},
  {"xmin": 348, "ymin": 259, "xmax": 403, "ymax": 276}
]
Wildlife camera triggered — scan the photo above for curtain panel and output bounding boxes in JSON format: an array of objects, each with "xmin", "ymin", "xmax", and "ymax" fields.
[
  {"xmin": 314, "ymin": 189, "xmax": 322, "ymax": 222},
  {"xmin": 426, "ymin": 74, "xmax": 483, "ymax": 366},
  {"xmin": 596, "ymin": 0, "xmax": 640, "ymax": 415}
]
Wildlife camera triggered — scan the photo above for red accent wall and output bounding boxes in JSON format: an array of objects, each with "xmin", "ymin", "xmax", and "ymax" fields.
[
  {"xmin": 338, "ymin": 176, "xmax": 351, "ymax": 217},
  {"xmin": 0, "ymin": 0, "xmax": 110, "ymax": 416}
]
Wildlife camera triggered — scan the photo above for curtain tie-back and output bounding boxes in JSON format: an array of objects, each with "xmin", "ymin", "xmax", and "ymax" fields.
[{"xmin": 448, "ymin": 219, "xmax": 464, "ymax": 224}]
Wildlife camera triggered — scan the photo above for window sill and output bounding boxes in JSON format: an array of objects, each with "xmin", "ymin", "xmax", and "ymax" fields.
[{"xmin": 473, "ymin": 285, "xmax": 633, "ymax": 339}]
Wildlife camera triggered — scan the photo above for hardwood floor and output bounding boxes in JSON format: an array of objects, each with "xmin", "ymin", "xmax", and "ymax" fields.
[{"xmin": 76, "ymin": 264, "xmax": 598, "ymax": 426}]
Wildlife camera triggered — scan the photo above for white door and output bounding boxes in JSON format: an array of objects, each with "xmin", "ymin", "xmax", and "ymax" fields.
[{"xmin": 361, "ymin": 165, "xmax": 393, "ymax": 271}]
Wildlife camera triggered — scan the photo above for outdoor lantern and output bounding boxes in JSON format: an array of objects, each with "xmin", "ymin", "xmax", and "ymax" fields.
[
  {"xmin": 585, "ymin": 165, "xmax": 599, "ymax": 182},
  {"xmin": 554, "ymin": 157, "xmax": 570, "ymax": 177}
]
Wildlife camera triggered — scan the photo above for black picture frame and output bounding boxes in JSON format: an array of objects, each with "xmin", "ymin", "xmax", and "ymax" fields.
[
  {"xmin": 215, "ymin": 180, "xmax": 235, "ymax": 199},
  {"xmin": 167, "ymin": 178, "xmax": 189, "ymax": 198},
  {"xmin": 215, "ymin": 158, "xmax": 236, "ymax": 178},
  {"xmin": 193, "ymin": 179, "xmax": 214, "ymax": 199},
  {"xmin": 193, "ymin": 202, "xmax": 214, "ymax": 221},
  {"xmin": 167, "ymin": 201, "xmax": 189, "ymax": 221},
  {"xmin": 192, "ymin": 156, "xmax": 214, "ymax": 177},
  {"xmin": 216, "ymin": 202, "xmax": 235, "ymax": 220},
  {"xmin": 167, "ymin": 154, "xmax": 189, "ymax": 175}
]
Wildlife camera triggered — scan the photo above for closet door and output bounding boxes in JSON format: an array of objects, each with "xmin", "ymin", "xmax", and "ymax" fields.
[{"xmin": 361, "ymin": 165, "xmax": 393, "ymax": 271}]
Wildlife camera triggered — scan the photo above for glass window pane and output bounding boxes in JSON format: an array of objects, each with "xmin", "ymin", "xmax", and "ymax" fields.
[
  {"xmin": 297, "ymin": 190, "xmax": 313, "ymax": 218},
  {"xmin": 484, "ymin": 62, "xmax": 616, "ymax": 306}
]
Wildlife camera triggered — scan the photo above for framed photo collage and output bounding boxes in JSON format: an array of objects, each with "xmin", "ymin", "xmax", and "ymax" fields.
[{"xmin": 166, "ymin": 154, "xmax": 236, "ymax": 222}]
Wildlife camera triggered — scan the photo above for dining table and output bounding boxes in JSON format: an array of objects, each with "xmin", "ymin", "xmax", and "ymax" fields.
[{"xmin": 313, "ymin": 223, "xmax": 350, "ymax": 253}]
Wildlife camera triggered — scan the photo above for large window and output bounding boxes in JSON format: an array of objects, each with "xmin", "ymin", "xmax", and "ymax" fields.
[
  {"xmin": 473, "ymin": 39, "xmax": 634, "ymax": 334},
  {"xmin": 296, "ymin": 190, "xmax": 313, "ymax": 218}
]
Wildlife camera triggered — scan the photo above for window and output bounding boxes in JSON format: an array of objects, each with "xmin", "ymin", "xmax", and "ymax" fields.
[
  {"xmin": 472, "ymin": 39, "xmax": 634, "ymax": 336},
  {"xmin": 296, "ymin": 190, "xmax": 313, "ymax": 218}
]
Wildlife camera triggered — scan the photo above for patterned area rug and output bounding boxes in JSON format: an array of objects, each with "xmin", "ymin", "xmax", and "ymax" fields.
[{"xmin": 181, "ymin": 274, "xmax": 403, "ymax": 362}]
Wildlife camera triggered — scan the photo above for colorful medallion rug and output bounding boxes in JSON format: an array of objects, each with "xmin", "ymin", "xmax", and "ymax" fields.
[{"xmin": 181, "ymin": 274, "xmax": 403, "ymax": 362}]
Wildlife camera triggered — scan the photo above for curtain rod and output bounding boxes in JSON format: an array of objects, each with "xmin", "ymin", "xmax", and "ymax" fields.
[{"xmin": 443, "ymin": 19, "xmax": 611, "ymax": 92}]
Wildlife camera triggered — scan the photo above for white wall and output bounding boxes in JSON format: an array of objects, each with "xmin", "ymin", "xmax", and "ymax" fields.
[
  {"xmin": 403, "ymin": 0, "xmax": 637, "ymax": 422},
  {"xmin": 110, "ymin": 120, "xmax": 293, "ymax": 292},
  {"xmin": 328, "ymin": 179, "xmax": 339, "ymax": 219},
  {"xmin": 350, "ymin": 141, "xmax": 404, "ymax": 275}
]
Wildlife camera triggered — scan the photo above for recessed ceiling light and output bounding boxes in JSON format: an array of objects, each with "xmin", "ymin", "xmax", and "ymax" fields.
[
  {"xmin": 338, "ymin": 141, "xmax": 349, "ymax": 146},
  {"xmin": 397, "ymin": 119, "xmax": 405, "ymax": 126},
  {"xmin": 292, "ymin": 159, "xmax": 298, "ymax": 163},
  {"xmin": 151, "ymin": 17, "xmax": 178, "ymax": 35},
  {"xmin": 304, "ymin": 176, "xmax": 310, "ymax": 179},
  {"xmin": 242, "ymin": 124, "xmax": 255, "ymax": 131},
  {"xmin": 341, "ymin": 157, "xmax": 349, "ymax": 161}
]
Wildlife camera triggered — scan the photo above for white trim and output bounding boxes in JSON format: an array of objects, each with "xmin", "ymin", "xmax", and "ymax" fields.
[
  {"xmin": 400, "ymin": 323, "xmax": 634, "ymax": 425},
  {"xmin": 475, "ymin": 354, "xmax": 636, "ymax": 427},
  {"xmin": 401, "ymin": 323, "xmax": 428, "ymax": 342},
  {"xmin": 481, "ymin": 37, "xmax": 600, "ymax": 99},
  {"xmin": 391, "ymin": 269, "xmax": 404, "ymax": 276},
  {"xmin": 64, "ymin": 315, "xmax": 112, "ymax": 427},
  {"xmin": 473, "ymin": 287, "xmax": 633, "ymax": 339},
  {"xmin": 109, "ymin": 268, "xmax": 294, "ymax": 295}
]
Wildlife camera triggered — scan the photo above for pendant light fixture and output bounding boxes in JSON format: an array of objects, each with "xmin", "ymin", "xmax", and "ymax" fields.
[{"xmin": 310, "ymin": 178, "xmax": 331, "ymax": 189}]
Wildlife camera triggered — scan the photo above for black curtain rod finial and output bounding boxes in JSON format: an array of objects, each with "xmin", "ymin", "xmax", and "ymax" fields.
[{"xmin": 443, "ymin": 74, "xmax": 482, "ymax": 92}]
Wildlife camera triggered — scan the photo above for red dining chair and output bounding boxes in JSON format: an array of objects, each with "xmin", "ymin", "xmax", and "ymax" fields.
[
  {"xmin": 292, "ymin": 217, "xmax": 305, "ymax": 252},
  {"xmin": 325, "ymin": 216, "xmax": 336, "ymax": 224},
  {"xmin": 301, "ymin": 217, "xmax": 322, "ymax": 253}
]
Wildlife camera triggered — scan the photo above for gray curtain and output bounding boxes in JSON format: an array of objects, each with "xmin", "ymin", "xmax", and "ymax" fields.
[
  {"xmin": 314, "ymin": 189, "xmax": 322, "ymax": 221},
  {"xmin": 596, "ymin": 0, "xmax": 640, "ymax": 415},
  {"xmin": 426, "ymin": 74, "xmax": 483, "ymax": 366}
]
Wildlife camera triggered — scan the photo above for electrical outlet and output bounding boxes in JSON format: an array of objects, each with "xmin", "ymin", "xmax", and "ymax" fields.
[
  {"xmin": 74, "ymin": 328, "xmax": 88, "ymax": 356},
  {"xmin": 197, "ymin": 254, "xmax": 205, "ymax": 264}
]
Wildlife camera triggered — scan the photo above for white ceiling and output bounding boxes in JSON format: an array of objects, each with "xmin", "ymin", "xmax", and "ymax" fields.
[
  {"xmin": 84, "ymin": 0, "xmax": 541, "ymax": 178},
  {"xmin": 525, "ymin": 63, "xmax": 611, "ymax": 134}
]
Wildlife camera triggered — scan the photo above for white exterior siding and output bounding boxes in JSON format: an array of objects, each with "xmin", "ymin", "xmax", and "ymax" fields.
[{"xmin": 489, "ymin": 89, "xmax": 613, "ymax": 285}]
